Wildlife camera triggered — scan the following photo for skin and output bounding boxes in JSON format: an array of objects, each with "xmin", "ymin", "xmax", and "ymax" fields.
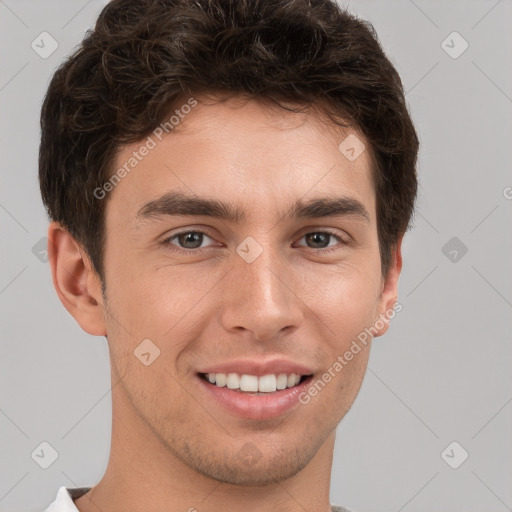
[{"xmin": 49, "ymin": 94, "xmax": 402, "ymax": 512}]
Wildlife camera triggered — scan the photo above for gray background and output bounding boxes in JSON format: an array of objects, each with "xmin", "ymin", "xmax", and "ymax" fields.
[{"xmin": 1, "ymin": 1, "xmax": 511, "ymax": 511}]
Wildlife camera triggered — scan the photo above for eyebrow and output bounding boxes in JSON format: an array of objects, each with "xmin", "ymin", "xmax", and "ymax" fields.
[{"xmin": 134, "ymin": 191, "xmax": 370, "ymax": 227}]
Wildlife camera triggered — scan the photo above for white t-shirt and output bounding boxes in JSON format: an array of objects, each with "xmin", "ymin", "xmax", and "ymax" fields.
[
  {"xmin": 44, "ymin": 486, "xmax": 354, "ymax": 512},
  {"xmin": 44, "ymin": 486, "xmax": 90, "ymax": 511}
]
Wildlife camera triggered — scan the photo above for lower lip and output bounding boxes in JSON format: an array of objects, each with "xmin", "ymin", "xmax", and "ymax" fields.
[{"xmin": 197, "ymin": 374, "xmax": 314, "ymax": 420}]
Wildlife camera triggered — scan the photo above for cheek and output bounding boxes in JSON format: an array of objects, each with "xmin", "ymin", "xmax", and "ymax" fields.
[
  {"xmin": 105, "ymin": 260, "xmax": 219, "ymax": 342},
  {"xmin": 299, "ymin": 264, "xmax": 381, "ymax": 343}
]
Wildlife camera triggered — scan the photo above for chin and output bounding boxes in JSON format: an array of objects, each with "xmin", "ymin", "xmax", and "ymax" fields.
[{"xmin": 184, "ymin": 442, "xmax": 315, "ymax": 487}]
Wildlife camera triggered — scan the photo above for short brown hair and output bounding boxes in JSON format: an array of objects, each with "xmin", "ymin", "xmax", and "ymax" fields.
[{"xmin": 39, "ymin": 0, "xmax": 419, "ymax": 281}]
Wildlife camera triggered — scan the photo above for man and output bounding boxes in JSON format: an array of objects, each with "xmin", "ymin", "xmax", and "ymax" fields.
[{"xmin": 40, "ymin": 0, "xmax": 418, "ymax": 510}]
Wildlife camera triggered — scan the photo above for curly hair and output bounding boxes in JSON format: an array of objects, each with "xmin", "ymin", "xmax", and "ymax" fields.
[{"xmin": 39, "ymin": 0, "xmax": 419, "ymax": 281}]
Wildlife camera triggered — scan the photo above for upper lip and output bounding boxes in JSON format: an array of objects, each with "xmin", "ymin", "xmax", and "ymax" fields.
[{"xmin": 197, "ymin": 358, "xmax": 314, "ymax": 377}]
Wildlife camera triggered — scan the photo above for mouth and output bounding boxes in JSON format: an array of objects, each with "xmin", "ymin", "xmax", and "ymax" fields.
[
  {"xmin": 198, "ymin": 372, "xmax": 313, "ymax": 395},
  {"xmin": 196, "ymin": 371, "xmax": 315, "ymax": 419}
]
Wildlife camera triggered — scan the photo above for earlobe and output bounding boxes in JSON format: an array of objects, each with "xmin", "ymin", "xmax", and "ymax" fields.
[
  {"xmin": 373, "ymin": 236, "xmax": 404, "ymax": 338},
  {"xmin": 48, "ymin": 222, "xmax": 107, "ymax": 336}
]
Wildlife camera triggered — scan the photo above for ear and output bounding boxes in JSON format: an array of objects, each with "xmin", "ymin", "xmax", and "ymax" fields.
[
  {"xmin": 372, "ymin": 236, "xmax": 403, "ymax": 338},
  {"xmin": 48, "ymin": 222, "xmax": 107, "ymax": 336}
]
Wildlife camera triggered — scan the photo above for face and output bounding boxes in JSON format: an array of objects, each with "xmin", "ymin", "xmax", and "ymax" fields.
[{"xmin": 83, "ymin": 95, "xmax": 400, "ymax": 485}]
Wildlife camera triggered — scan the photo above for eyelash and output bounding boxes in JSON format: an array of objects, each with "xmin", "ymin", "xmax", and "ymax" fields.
[{"xmin": 161, "ymin": 229, "xmax": 350, "ymax": 254}]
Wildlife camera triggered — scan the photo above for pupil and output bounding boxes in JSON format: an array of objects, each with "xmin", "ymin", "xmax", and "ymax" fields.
[
  {"xmin": 180, "ymin": 232, "xmax": 202, "ymax": 249},
  {"xmin": 307, "ymin": 232, "xmax": 329, "ymax": 248}
]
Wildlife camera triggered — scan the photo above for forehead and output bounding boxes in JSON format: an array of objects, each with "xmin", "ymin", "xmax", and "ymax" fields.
[{"xmin": 107, "ymin": 95, "xmax": 376, "ymax": 225}]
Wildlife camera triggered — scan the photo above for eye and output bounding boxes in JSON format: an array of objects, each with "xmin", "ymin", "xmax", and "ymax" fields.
[
  {"xmin": 295, "ymin": 230, "xmax": 348, "ymax": 252},
  {"xmin": 163, "ymin": 230, "xmax": 217, "ymax": 251},
  {"xmin": 161, "ymin": 229, "xmax": 349, "ymax": 254}
]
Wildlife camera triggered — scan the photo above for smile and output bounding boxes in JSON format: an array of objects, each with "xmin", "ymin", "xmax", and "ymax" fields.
[{"xmin": 197, "ymin": 372, "xmax": 314, "ymax": 420}]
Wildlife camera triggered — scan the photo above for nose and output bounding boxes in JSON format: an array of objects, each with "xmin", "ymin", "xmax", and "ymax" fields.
[{"xmin": 220, "ymin": 243, "xmax": 304, "ymax": 342}]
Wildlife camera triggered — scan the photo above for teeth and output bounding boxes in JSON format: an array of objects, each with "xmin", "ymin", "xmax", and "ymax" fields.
[
  {"xmin": 287, "ymin": 374, "xmax": 299, "ymax": 387},
  {"xmin": 226, "ymin": 373, "xmax": 239, "ymax": 389},
  {"xmin": 240, "ymin": 374, "xmax": 259, "ymax": 392},
  {"xmin": 215, "ymin": 373, "xmax": 226, "ymax": 387},
  {"xmin": 276, "ymin": 374, "xmax": 288, "ymax": 390},
  {"xmin": 259, "ymin": 374, "xmax": 276, "ymax": 392},
  {"xmin": 204, "ymin": 372, "xmax": 305, "ymax": 392}
]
